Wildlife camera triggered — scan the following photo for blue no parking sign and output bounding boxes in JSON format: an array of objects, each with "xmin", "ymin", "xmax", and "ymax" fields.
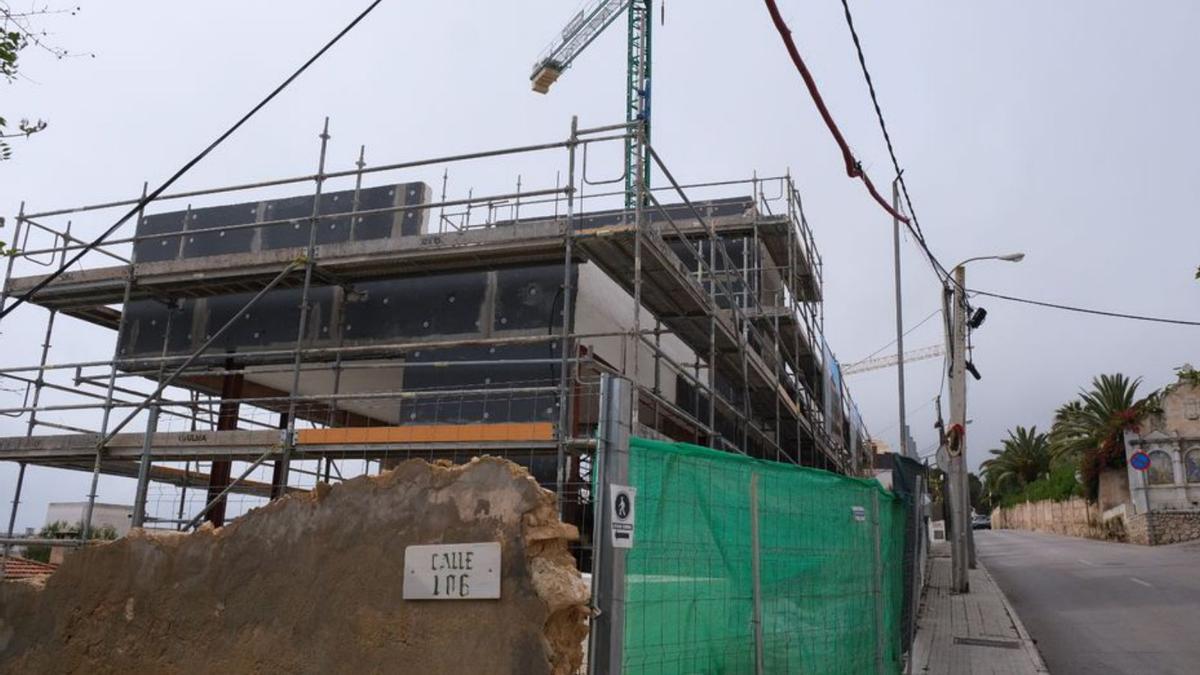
[{"xmin": 1130, "ymin": 451, "xmax": 1151, "ymax": 472}]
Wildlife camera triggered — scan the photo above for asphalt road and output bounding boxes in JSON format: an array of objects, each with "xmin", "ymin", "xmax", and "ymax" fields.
[{"xmin": 977, "ymin": 529, "xmax": 1200, "ymax": 675}]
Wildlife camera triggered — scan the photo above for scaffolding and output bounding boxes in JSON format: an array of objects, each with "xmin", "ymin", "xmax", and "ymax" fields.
[{"xmin": 0, "ymin": 117, "xmax": 869, "ymax": 567}]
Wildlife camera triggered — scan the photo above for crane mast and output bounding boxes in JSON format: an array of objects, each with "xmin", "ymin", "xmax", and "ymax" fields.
[
  {"xmin": 623, "ymin": 0, "xmax": 651, "ymax": 208},
  {"xmin": 530, "ymin": 0, "xmax": 653, "ymax": 208}
]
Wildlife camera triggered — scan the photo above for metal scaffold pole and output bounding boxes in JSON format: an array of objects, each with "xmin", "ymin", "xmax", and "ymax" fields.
[
  {"xmin": 131, "ymin": 405, "xmax": 160, "ymax": 529},
  {"xmin": 556, "ymin": 116, "xmax": 580, "ymax": 511},
  {"xmin": 0, "ymin": 462, "xmax": 25, "ymax": 579},
  {"xmin": 0, "ymin": 202, "xmax": 25, "ymax": 317},
  {"xmin": 631, "ymin": 116, "xmax": 645, "ymax": 429},
  {"xmin": 132, "ymin": 287, "xmax": 177, "ymax": 528},
  {"xmin": 588, "ymin": 373, "xmax": 631, "ymax": 674},
  {"xmin": 280, "ymin": 117, "xmax": 332, "ymax": 495},
  {"xmin": 2, "ymin": 287, "xmax": 58, "ymax": 570},
  {"xmin": 84, "ymin": 183, "xmax": 148, "ymax": 540}
]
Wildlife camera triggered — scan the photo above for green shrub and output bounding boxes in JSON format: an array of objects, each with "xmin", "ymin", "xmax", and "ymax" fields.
[{"xmin": 1000, "ymin": 463, "xmax": 1082, "ymax": 509}]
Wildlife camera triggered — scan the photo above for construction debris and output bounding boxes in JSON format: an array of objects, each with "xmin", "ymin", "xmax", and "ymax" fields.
[{"xmin": 0, "ymin": 456, "xmax": 588, "ymax": 674}]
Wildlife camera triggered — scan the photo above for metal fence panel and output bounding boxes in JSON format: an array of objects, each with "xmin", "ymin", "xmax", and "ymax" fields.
[{"xmin": 620, "ymin": 436, "xmax": 906, "ymax": 674}]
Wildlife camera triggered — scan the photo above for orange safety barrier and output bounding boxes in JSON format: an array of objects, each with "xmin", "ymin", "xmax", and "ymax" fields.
[{"xmin": 296, "ymin": 422, "xmax": 556, "ymax": 445}]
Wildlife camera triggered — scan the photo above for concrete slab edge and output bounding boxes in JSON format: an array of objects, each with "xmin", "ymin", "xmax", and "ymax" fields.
[{"xmin": 977, "ymin": 559, "xmax": 1050, "ymax": 673}]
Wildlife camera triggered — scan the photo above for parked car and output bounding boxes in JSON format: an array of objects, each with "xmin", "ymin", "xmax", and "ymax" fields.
[{"xmin": 971, "ymin": 514, "xmax": 991, "ymax": 530}]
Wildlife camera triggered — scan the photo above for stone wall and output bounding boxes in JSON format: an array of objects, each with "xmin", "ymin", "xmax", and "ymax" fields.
[
  {"xmin": 1126, "ymin": 510, "xmax": 1200, "ymax": 545},
  {"xmin": 1096, "ymin": 467, "xmax": 1131, "ymax": 513},
  {"xmin": 0, "ymin": 457, "xmax": 589, "ymax": 674},
  {"xmin": 990, "ymin": 497, "xmax": 1113, "ymax": 540}
]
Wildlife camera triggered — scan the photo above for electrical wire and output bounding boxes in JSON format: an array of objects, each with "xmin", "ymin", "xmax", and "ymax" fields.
[
  {"xmin": 968, "ymin": 288, "xmax": 1200, "ymax": 327},
  {"xmin": 839, "ymin": 1, "xmax": 920, "ymax": 239},
  {"xmin": 871, "ymin": 395, "xmax": 937, "ymax": 438},
  {"xmin": 760, "ymin": 0, "xmax": 910, "ymax": 226},
  {"xmin": 837, "ymin": 0, "xmax": 956, "ymax": 287},
  {"xmin": 0, "ymin": 0, "xmax": 386, "ymax": 321},
  {"xmin": 847, "ymin": 307, "xmax": 941, "ymax": 368},
  {"xmin": 762, "ymin": 0, "xmax": 961, "ymax": 396}
]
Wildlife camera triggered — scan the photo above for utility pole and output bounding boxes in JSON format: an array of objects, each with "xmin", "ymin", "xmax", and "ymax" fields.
[
  {"xmin": 946, "ymin": 266, "xmax": 970, "ymax": 592},
  {"xmin": 942, "ymin": 251, "xmax": 1023, "ymax": 589},
  {"xmin": 892, "ymin": 179, "xmax": 907, "ymax": 459}
]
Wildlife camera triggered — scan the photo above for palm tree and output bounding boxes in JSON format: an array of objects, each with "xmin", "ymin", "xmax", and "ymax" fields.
[
  {"xmin": 1049, "ymin": 373, "xmax": 1156, "ymax": 499},
  {"xmin": 981, "ymin": 426, "xmax": 1052, "ymax": 501}
]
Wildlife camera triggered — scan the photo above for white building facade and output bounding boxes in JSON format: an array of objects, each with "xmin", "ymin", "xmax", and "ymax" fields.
[{"xmin": 1121, "ymin": 377, "xmax": 1200, "ymax": 544}]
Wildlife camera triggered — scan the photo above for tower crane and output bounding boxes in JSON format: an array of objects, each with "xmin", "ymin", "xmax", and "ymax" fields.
[
  {"xmin": 530, "ymin": 0, "xmax": 653, "ymax": 208},
  {"xmin": 842, "ymin": 344, "xmax": 945, "ymax": 376}
]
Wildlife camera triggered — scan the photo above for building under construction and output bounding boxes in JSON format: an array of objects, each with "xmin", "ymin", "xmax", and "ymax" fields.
[{"xmin": 0, "ymin": 119, "xmax": 869, "ymax": 548}]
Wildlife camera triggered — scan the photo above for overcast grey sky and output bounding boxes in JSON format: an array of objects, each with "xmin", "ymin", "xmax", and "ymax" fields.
[{"xmin": 2, "ymin": 1, "xmax": 1198, "ymax": 531}]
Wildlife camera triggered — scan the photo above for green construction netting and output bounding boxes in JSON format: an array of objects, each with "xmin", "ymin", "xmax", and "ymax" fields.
[{"xmin": 622, "ymin": 437, "xmax": 906, "ymax": 674}]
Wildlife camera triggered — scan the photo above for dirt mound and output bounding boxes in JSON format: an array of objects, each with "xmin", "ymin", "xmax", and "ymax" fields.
[{"xmin": 0, "ymin": 456, "xmax": 588, "ymax": 674}]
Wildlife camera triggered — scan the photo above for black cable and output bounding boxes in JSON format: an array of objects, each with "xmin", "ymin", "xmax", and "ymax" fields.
[
  {"xmin": 968, "ymin": 289, "xmax": 1200, "ymax": 327},
  {"xmin": 0, "ymin": 0, "xmax": 385, "ymax": 321},
  {"xmin": 838, "ymin": 0, "xmax": 956, "ymax": 285},
  {"xmin": 848, "ymin": 307, "xmax": 942, "ymax": 367}
]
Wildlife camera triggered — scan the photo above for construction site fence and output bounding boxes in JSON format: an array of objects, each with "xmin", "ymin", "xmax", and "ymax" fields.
[{"xmin": 608, "ymin": 436, "xmax": 910, "ymax": 674}]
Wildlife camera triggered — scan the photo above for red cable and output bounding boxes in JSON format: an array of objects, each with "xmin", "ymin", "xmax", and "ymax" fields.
[{"xmin": 762, "ymin": 0, "xmax": 911, "ymax": 224}]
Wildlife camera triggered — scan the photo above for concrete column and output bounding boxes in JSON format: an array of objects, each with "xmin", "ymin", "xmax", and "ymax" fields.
[{"xmin": 206, "ymin": 366, "xmax": 244, "ymax": 527}]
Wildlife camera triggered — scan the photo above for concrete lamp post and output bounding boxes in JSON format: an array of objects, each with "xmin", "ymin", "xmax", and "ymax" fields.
[{"xmin": 945, "ymin": 251, "xmax": 1024, "ymax": 593}]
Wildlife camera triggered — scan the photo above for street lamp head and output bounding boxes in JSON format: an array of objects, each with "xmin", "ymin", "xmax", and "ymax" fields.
[{"xmin": 953, "ymin": 252, "xmax": 1027, "ymax": 271}]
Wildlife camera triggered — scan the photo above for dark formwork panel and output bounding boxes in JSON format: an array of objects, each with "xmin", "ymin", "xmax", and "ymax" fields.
[
  {"xmin": 118, "ymin": 299, "xmax": 197, "ymax": 357},
  {"xmin": 134, "ymin": 212, "xmax": 187, "ymax": 264},
  {"xmin": 116, "ymin": 263, "xmax": 579, "ymax": 366},
  {"xmin": 262, "ymin": 192, "xmax": 353, "ymax": 249},
  {"xmin": 204, "ymin": 287, "xmax": 337, "ymax": 351},
  {"xmin": 132, "ymin": 182, "xmax": 429, "ymax": 264},
  {"xmin": 491, "ymin": 195, "xmax": 756, "ymax": 232},
  {"xmin": 259, "ymin": 184, "xmax": 409, "ymax": 249},
  {"xmin": 397, "ymin": 343, "xmax": 563, "ymax": 424},
  {"xmin": 182, "ymin": 201, "xmax": 260, "ymax": 258},
  {"xmin": 493, "ymin": 264, "xmax": 569, "ymax": 331},
  {"xmin": 344, "ymin": 271, "xmax": 489, "ymax": 340}
]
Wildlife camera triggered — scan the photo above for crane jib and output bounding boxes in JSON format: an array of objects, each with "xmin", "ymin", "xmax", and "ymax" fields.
[{"xmin": 531, "ymin": 0, "xmax": 632, "ymax": 79}]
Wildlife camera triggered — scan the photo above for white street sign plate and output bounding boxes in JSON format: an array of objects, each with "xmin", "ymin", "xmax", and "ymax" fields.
[
  {"xmin": 610, "ymin": 484, "xmax": 637, "ymax": 549},
  {"xmin": 403, "ymin": 542, "xmax": 501, "ymax": 600}
]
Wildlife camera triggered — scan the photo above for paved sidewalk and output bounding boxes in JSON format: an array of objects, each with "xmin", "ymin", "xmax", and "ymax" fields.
[{"xmin": 910, "ymin": 543, "xmax": 1048, "ymax": 674}]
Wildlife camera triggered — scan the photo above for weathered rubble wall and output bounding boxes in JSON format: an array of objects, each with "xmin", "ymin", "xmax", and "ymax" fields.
[
  {"xmin": 991, "ymin": 497, "xmax": 1118, "ymax": 540},
  {"xmin": 0, "ymin": 457, "xmax": 589, "ymax": 674},
  {"xmin": 1127, "ymin": 510, "xmax": 1200, "ymax": 545}
]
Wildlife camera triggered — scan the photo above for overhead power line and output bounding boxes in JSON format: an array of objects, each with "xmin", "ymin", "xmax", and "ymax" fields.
[
  {"xmin": 760, "ymin": 0, "xmax": 911, "ymax": 226},
  {"xmin": 0, "ymin": 0, "xmax": 385, "ymax": 321},
  {"xmin": 837, "ymin": 0, "xmax": 956, "ymax": 288},
  {"xmin": 838, "ymin": 1, "xmax": 922, "ymax": 240},
  {"xmin": 849, "ymin": 307, "xmax": 942, "ymax": 367},
  {"xmin": 969, "ymin": 289, "xmax": 1200, "ymax": 327},
  {"xmin": 762, "ymin": 0, "xmax": 956, "ymax": 292}
]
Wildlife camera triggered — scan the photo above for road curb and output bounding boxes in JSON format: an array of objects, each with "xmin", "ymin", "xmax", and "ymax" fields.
[{"xmin": 977, "ymin": 558, "xmax": 1050, "ymax": 673}]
